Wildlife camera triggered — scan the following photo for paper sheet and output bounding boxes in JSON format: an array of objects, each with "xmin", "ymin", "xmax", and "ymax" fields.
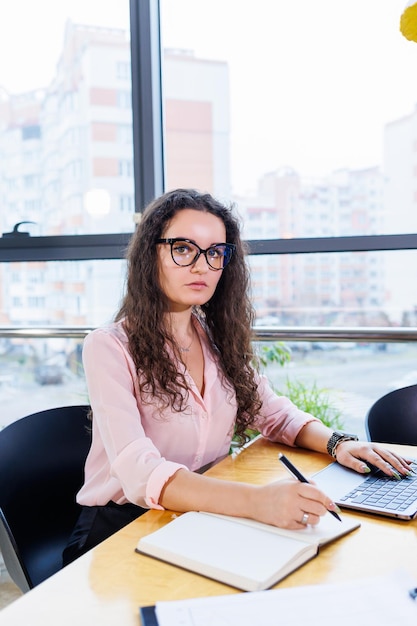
[{"xmin": 155, "ymin": 572, "xmax": 417, "ymax": 626}]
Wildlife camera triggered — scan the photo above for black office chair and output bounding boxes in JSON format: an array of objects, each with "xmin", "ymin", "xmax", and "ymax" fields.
[
  {"xmin": 0, "ymin": 405, "xmax": 91, "ymax": 592},
  {"xmin": 365, "ymin": 384, "xmax": 417, "ymax": 445}
]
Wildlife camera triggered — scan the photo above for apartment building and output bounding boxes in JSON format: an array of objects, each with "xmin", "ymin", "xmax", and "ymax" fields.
[
  {"xmin": 239, "ymin": 166, "xmax": 386, "ymax": 325},
  {"xmin": 0, "ymin": 21, "xmax": 229, "ymax": 327}
]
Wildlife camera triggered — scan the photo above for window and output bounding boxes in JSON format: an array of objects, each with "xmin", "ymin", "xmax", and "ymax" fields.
[
  {"xmin": 116, "ymin": 61, "xmax": 131, "ymax": 80},
  {"xmin": 0, "ymin": 1, "xmax": 132, "ymax": 238},
  {"xmin": 2, "ymin": 1, "xmax": 417, "ymax": 436},
  {"xmin": 22, "ymin": 125, "xmax": 41, "ymax": 140},
  {"xmin": 117, "ymin": 90, "xmax": 132, "ymax": 108},
  {"xmin": 118, "ymin": 159, "xmax": 133, "ymax": 177},
  {"xmin": 1, "ymin": 0, "xmax": 416, "ymax": 331},
  {"xmin": 119, "ymin": 195, "xmax": 134, "ymax": 212}
]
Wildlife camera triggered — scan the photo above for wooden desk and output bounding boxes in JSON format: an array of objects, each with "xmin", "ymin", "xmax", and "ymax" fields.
[{"xmin": 2, "ymin": 438, "xmax": 417, "ymax": 625}]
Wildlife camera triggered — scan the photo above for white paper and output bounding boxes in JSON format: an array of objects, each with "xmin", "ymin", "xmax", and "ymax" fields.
[{"xmin": 155, "ymin": 572, "xmax": 417, "ymax": 626}]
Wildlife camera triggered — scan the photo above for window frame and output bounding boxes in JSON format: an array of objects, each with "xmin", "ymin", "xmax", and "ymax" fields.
[{"xmin": 1, "ymin": 0, "xmax": 417, "ymax": 265}]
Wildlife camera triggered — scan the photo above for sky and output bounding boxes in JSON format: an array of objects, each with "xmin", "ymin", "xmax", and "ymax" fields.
[
  {"xmin": 1, "ymin": 0, "xmax": 416, "ymax": 194},
  {"xmin": 0, "ymin": 1, "xmax": 129, "ymax": 91},
  {"xmin": 161, "ymin": 0, "xmax": 417, "ymax": 191}
]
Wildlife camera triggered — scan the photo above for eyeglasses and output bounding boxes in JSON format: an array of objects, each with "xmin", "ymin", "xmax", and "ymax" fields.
[{"xmin": 156, "ymin": 238, "xmax": 236, "ymax": 270}]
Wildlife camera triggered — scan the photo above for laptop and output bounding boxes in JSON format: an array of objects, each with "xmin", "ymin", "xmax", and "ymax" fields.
[{"xmin": 313, "ymin": 458, "xmax": 417, "ymax": 520}]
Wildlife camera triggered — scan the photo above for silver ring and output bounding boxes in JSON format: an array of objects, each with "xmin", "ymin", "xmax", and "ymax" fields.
[{"xmin": 301, "ymin": 513, "xmax": 309, "ymax": 525}]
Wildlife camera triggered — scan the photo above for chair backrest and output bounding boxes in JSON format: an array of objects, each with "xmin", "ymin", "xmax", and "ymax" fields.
[
  {"xmin": 365, "ymin": 384, "xmax": 417, "ymax": 445},
  {"xmin": 0, "ymin": 405, "xmax": 91, "ymax": 592}
]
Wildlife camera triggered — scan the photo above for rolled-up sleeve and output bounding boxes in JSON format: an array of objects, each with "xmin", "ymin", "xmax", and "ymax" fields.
[{"xmin": 254, "ymin": 375, "xmax": 320, "ymax": 446}]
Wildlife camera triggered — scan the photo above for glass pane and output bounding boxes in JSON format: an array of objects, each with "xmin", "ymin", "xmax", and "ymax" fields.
[
  {"xmin": 259, "ymin": 340, "xmax": 417, "ymax": 440},
  {"xmin": 0, "ymin": 1, "xmax": 132, "ymax": 236},
  {"xmin": 1, "ymin": 334, "xmax": 415, "ymax": 437},
  {"xmin": 249, "ymin": 249, "xmax": 417, "ymax": 327},
  {"xmin": 0, "ymin": 336, "xmax": 88, "ymax": 429},
  {"xmin": 160, "ymin": 1, "xmax": 416, "ymax": 235},
  {"xmin": 0, "ymin": 255, "xmax": 126, "ymax": 427},
  {"xmin": 0, "ymin": 259, "xmax": 126, "ymax": 327}
]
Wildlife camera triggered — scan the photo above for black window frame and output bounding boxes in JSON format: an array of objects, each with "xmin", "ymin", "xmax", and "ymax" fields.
[{"xmin": 1, "ymin": 0, "xmax": 417, "ymax": 263}]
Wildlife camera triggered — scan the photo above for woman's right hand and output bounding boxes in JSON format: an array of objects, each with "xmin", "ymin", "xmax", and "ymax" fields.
[
  {"xmin": 158, "ymin": 468, "xmax": 337, "ymax": 530},
  {"xmin": 250, "ymin": 479, "xmax": 338, "ymax": 529}
]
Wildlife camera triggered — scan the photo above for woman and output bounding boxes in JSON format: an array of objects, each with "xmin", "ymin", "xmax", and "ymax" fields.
[{"xmin": 63, "ymin": 188, "xmax": 411, "ymax": 565}]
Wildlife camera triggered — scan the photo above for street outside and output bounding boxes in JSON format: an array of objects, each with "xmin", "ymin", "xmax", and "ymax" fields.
[
  {"xmin": 0, "ymin": 369, "xmax": 88, "ymax": 430},
  {"xmin": 263, "ymin": 343, "xmax": 417, "ymax": 440},
  {"xmin": 1, "ymin": 343, "xmax": 417, "ymax": 440}
]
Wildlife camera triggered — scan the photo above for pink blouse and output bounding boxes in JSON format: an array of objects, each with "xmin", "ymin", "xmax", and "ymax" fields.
[{"xmin": 77, "ymin": 320, "xmax": 318, "ymax": 509}]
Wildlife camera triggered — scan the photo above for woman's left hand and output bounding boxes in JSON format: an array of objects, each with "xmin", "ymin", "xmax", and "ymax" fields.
[{"xmin": 334, "ymin": 440, "xmax": 414, "ymax": 477}]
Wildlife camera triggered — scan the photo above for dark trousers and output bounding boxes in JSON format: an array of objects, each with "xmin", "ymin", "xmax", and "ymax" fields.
[{"xmin": 62, "ymin": 501, "xmax": 147, "ymax": 567}]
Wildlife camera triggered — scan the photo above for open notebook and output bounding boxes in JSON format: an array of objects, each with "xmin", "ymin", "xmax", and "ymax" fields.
[
  {"xmin": 135, "ymin": 510, "xmax": 360, "ymax": 592},
  {"xmin": 314, "ymin": 458, "xmax": 417, "ymax": 520}
]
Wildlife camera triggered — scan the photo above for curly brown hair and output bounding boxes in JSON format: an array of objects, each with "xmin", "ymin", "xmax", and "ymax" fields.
[{"xmin": 115, "ymin": 188, "xmax": 262, "ymax": 443}]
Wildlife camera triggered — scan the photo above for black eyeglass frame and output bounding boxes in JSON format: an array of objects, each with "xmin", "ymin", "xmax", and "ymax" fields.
[{"xmin": 156, "ymin": 238, "xmax": 236, "ymax": 270}]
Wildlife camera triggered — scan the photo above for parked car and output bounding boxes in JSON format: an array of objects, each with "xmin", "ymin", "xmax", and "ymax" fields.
[{"xmin": 34, "ymin": 364, "xmax": 64, "ymax": 385}]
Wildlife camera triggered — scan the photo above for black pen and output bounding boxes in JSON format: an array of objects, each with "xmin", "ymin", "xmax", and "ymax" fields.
[{"xmin": 278, "ymin": 453, "xmax": 342, "ymax": 522}]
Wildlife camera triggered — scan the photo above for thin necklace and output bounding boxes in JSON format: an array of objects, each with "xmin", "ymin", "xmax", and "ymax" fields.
[{"xmin": 178, "ymin": 328, "xmax": 194, "ymax": 353}]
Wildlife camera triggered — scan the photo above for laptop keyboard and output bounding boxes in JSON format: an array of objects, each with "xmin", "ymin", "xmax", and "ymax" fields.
[{"xmin": 340, "ymin": 460, "xmax": 417, "ymax": 512}]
